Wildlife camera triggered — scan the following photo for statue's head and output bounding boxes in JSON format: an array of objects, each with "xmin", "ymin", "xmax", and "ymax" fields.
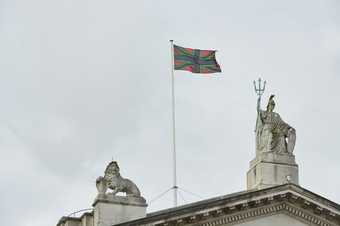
[
  {"xmin": 266, "ymin": 94, "xmax": 275, "ymax": 112},
  {"xmin": 104, "ymin": 161, "xmax": 120, "ymax": 177}
]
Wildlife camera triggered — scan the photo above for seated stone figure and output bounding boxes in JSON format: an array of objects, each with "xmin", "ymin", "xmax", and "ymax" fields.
[
  {"xmin": 96, "ymin": 161, "xmax": 141, "ymax": 197},
  {"xmin": 256, "ymin": 95, "xmax": 296, "ymax": 154}
]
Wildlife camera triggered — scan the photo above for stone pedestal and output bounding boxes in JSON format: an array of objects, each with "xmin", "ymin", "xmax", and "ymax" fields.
[
  {"xmin": 92, "ymin": 194, "xmax": 147, "ymax": 226},
  {"xmin": 247, "ymin": 152, "xmax": 299, "ymax": 190}
]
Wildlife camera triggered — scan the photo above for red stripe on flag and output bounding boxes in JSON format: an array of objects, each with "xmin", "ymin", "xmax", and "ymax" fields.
[{"xmin": 183, "ymin": 65, "xmax": 193, "ymax": 72}]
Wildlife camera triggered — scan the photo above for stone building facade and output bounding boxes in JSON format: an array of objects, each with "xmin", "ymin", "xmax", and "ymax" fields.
[
  {"xmin": 57, "ymin": 183, "xmax": 340, "ymax": 226},
  {"xmin": 56, "ymin": 95, "xmax": 340, "ymax": 226}
]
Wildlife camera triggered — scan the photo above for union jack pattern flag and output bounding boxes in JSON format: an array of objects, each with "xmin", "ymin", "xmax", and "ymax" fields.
[{"xmin": 173, "ymin": 45, "xmax": 221, "ymax": 74}]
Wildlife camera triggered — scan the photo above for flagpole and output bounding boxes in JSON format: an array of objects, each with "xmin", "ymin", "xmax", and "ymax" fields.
[{"xmin": 169, "ymin": 39, "xmax": 178, "ymax": 207}]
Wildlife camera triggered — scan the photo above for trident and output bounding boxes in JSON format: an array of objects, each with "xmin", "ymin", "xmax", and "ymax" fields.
[
  {"xmin": 253, "ymin": 78, "xmax": 266, "ymax": 132},
  {"xmin": 253, "ymin": 77, "xmax": 266, "ymax": 99}
]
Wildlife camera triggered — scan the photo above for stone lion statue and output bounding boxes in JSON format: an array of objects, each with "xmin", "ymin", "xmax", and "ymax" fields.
[{"xmin": 96, "ymin": 161, "xmax": 141, "ymax": 197}]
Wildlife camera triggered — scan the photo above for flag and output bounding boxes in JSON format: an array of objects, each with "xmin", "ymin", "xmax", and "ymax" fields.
[{"xmin": 173, "ymin": 45, "xmax": 221, "ymax": 74}]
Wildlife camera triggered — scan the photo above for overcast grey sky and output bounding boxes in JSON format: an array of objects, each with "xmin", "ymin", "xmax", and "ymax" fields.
[{"xmin": 0, "ymin": 1, "xmax": 339, "ymax": 226}]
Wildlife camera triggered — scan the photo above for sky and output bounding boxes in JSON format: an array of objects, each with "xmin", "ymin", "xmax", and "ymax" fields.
[{"xmin": 0, "ymin": 0, "xmax": 339, "ymax": 226}]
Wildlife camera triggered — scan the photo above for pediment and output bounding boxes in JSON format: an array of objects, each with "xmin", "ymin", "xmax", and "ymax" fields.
[{"xmin": 198, "ymin": 202, "xmax": 335, "ymax": 226}]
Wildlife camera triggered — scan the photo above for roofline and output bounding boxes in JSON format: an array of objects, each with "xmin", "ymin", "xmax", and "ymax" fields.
[
  {"xmin": 56, "ymin": 211, "xmax": 93, "ymax": 226},
  {"xmin": 115, "ymin": 183, "xmax": 340, "ymax": 226}
]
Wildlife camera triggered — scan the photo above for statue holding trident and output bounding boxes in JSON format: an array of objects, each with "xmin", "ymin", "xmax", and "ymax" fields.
[{"xmin": 253, "ymin": 78, "xmax": 296, "ymax": 154}]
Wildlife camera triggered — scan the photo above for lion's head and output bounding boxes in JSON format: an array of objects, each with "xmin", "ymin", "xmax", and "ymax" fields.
[{"xmin": 104, "ymin": 161, "xmax": 120, "ymax": 180}]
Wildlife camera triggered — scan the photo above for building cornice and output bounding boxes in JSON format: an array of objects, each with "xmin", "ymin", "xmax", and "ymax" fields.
[{"xmin": 115, "ymin": 184, "xmax": 340, "ymax": 226}]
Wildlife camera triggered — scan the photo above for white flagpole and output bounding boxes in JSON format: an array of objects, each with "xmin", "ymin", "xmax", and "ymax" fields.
[{"xmin": 169, "ymin": 40, "xmax": 178, "ymax": 207}]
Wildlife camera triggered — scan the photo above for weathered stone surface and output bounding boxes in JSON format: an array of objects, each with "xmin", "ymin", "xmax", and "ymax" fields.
[
  {"xmin": 247, "ymin": 151, "xmax": 299, "ymax": 190},
  {"xmin": 92, "ymin": 161, "xmax": 147, "ymax": 226},
  {"xmin": 81, "ymin": 214, "xmax": 94, "ymax": 226},
  {"xmin": 92, "ymin": 194, "xmax": 147, "ymax": 226},
  {"xmin": 96, "ymin": 161, "xmax": 142, "ymax": 197},
  {"xmin": 114, "ymin": 184, "xmax": 340, "ymax": 226},
  {"xmin": 237, "ymin": 213, "xmax": 309, "ymax": 226},
  {"xmin": 250, "ymin": 152, "xmax": 297, "ymax": 167},
  {"xmin": 93, "ymin": 194, "xmax": 147, "ymax": 207},
  {"xmin": 249, "ymin": 94, "xmax": 299, "ymax": 190},
  {"xmin": 255, "ymin": 95, "xmax": 296, "ymax": 155}
]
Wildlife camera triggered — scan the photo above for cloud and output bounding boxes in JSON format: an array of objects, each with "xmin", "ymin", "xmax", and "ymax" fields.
[{"xmin": 0, "ymin": 1, "xmax": 339, "ymax": 225}]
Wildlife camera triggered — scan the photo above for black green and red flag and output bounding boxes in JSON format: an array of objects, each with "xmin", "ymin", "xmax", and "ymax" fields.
[{"xmin": 173, "ymin": 45, "xmax": 221, "ymax": 74}]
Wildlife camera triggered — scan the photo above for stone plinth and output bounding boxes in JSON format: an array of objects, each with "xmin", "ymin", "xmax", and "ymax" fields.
[
  {"xmin": 247, "ymin": 152, "xmax": 299, "ymax": 190},
  {"xmin": 92, "ymin": 194, "xmax": 147, "ymax": 226}
]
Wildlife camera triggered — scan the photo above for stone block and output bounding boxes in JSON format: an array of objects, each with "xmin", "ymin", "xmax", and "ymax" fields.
[
  {"xmin": 247, "ymin": 152, "xmax": 299, "ymax": 190},
  {"xmin": 93, "ymin": 194, "xmax": 147, "ymax": 226}
]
